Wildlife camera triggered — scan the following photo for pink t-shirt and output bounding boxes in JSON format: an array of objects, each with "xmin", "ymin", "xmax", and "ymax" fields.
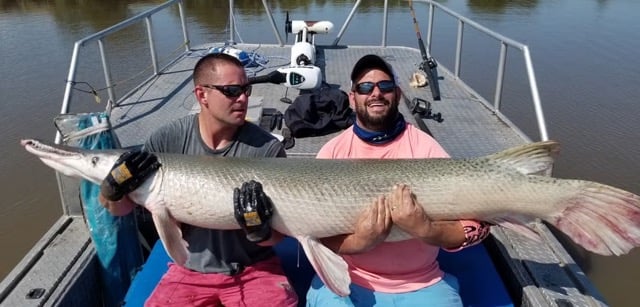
[{"xmin": 316, "ymin": 123, "xmax": 450, "ymax": 293}]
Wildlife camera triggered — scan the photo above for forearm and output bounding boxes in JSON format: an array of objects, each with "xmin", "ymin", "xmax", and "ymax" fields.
[
  {"xmin": 418, "ymin": 220, "xmax": 491, "ymax": 250},
  {"xmin": 256, "ymin": 229, "xmax": 285, "ymax": 246},
  {"xmin": 98, "ymin": 194, "xmax": 136, "ymax": 216},
  {"xmin": 320, "ymin": 234, "xmax": 373, "ymax": 255},
  {"xmin": 416, "ymin": 220, "xmax": 467, "ymax": 249},
  {"xmin": 388, "ymin": 185, "xmax": 487, "ymax": 249}
]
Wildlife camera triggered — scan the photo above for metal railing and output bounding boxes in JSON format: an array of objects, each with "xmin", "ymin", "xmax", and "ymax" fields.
[
  {"xmin": 59, "ymin": 0, "xmax": 548, "ymax": 144},
  {"xmin": 416, "ymin": 0, "xmax": 549, "ymax": 141},
  {"xmin": 56, "ymin": 0, "xmax": 189, "ymax": 144},
  {"xmin": 242, "ymin": 0, "xmax": 548, "ymax": 141}
]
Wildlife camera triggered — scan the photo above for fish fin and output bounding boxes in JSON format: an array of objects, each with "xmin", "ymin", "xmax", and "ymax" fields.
[
  {"xmin": 546, "ymin": 181, "xmax": 640, "ymax": 256},
  {"xmin": 150, "ymin": 207, "xmax": 189, "ymax": 265},
  {"xmin": 295, "ymin": 235, "xmax": 350, "ymax": 296},
  {"xmin": 485, "ymin": 141, "xmax": 560, "ymax": 175}
]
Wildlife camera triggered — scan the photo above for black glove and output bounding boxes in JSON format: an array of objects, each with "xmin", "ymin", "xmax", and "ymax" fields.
[
  {"xmin": 233, "ymin": 180, "xmax": 274, "ymax": 243},
  {"xmin": 100, "ymin": 150, "xmax": 161, "ymax": 201}
]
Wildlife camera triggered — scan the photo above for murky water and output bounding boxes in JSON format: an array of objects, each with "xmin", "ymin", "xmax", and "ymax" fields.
[{"xmin": 1, "ymin": 0, "xmax": 639, "ymax": 305}]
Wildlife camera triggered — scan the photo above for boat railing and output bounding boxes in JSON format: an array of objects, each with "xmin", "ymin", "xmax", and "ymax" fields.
[
  {"xmin": 242, "ymin": 0, "xmax": 549, "ymax": 141},
  {"xmin": 56, "ymin": 0, "xmax": 189, "ymax": 144},
  {"xmin": 58, "ymin": 0, "xmax": 547, "ymax": 146},
  {"xmin": 331, "ymin": 0, "xmax": 548, "ymax": 141},
  {"xmin": 415, "ymin": 0, "xmax": 549, "ymax": 141}
]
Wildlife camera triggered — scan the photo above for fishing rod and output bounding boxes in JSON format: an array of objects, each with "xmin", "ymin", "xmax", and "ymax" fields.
[{"xmin": 408, "ymin": 0, "xmax": 441, "ymax": 101}]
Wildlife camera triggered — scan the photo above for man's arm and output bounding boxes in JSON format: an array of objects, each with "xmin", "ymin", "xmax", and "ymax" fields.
[
  {"xmin": 389, "ymin": 184, "xmax": 489, "ymax": 249},
  {"xmin": 256, "ymin": 231, "xmax": 284, "ymax": 247},
  {"xmin": 99, "ymin": 194, "xmax": 137, "ymax": 216}
]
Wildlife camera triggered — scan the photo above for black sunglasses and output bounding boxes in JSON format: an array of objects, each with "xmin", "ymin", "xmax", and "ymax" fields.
[
  {"xmin": 201, "ymin": 84, "xmax": 252, "ymax": 98},
  {"xmin": 353, "ymin": 80, "xmax": 396, "ymax": 95}
]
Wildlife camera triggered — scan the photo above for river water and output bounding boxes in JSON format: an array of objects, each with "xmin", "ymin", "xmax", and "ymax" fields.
[{"xmin": 1, "ymin": 0, "xmax": 639, "ymax": 305}]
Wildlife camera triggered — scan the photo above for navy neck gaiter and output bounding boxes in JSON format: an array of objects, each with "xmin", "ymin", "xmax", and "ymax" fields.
[{"xmin": 352, "ymin": 114, "xmax": 407, "ymax": 144}]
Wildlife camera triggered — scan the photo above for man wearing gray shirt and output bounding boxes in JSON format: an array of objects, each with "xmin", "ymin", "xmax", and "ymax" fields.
[{"xmin": 99, "ymin": 53, "xmax": 297, "ymax": 306}]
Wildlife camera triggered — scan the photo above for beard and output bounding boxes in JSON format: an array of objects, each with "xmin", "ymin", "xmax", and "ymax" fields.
[{"xmin": 354, "ymin": 97, "xmax": 400, "ymax": 131}]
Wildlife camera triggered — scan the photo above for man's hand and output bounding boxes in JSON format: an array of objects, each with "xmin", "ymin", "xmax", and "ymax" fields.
[
  {"xmin": 100, "ymin": 150, "xmax": 161, "ymax": 201},
  {"xmin": 388, "ymin": 184, "xmax": 433, "ymax": 239},
  {"xmin": 350, "ymin": 195, "xmax": 392, "ymax": 251},
  {"xmin": 388, "ymin": 184, "xmax": 474, "ymax": 249},
  {"xmin": 233, "ymin": 180, "xmax": 274, "ymax": 243},
  {"xmin": 320, "ymin": 196, "xmax": 391, "ymax": 254}
]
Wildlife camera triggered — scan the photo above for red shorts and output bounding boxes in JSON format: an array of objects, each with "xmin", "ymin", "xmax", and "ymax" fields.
[{"xmin": 145, "ymin": 257, "xmax": 298, "ymax": 307}]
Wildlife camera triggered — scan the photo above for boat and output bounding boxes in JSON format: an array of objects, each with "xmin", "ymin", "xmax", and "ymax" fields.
[{"xmin": 0, "ymin": 0, "xmax": 608, "ymax": 306}]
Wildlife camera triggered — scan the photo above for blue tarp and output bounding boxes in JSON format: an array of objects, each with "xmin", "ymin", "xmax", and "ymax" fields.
[{"xmin": 57, "ymin": 112, "xmax": 143, "ymax": 307}]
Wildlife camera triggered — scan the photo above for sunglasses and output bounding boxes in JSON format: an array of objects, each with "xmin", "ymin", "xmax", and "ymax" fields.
[
  {"xmin": 201, "ymin": 84, "xmax": 252, "ymax": 98},
  {"xmin": 353, "ymin": 80, "xmax": 396, "ymax": 95}
]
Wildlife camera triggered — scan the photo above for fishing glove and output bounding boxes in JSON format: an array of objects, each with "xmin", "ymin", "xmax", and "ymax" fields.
[
  {"xmin": 233, "ymin": 180, "xmax": 274, "ymax": 243},
  {"xmin": 100, "ymin": 150, "xmax": 161, "ymax": 201}
]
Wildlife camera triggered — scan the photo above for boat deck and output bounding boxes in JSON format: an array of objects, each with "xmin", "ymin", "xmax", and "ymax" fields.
[{"xmin": 109, "ymin": 44, "xmax": 525, "ymax": 158}]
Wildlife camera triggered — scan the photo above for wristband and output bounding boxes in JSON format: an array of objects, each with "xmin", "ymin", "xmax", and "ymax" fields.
[{"xmin": 459, "ymin": 220, "xmax": 491, "ymax": 248}]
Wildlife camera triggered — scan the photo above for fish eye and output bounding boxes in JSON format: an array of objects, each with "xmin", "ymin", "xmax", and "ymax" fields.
[{"xmin": 91, "ymin": 157, "xmax": 99, "ymax": 166}]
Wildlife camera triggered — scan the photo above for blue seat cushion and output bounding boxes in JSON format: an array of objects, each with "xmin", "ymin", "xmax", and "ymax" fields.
[{"xmin": 124, "ymin": 238, "xmax": 513, "ymax": 307}]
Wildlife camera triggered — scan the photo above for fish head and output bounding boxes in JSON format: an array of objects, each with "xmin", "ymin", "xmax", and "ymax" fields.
[{"xmin": 21, "ymin": 139, "xmax": 123, "ymax": 185}]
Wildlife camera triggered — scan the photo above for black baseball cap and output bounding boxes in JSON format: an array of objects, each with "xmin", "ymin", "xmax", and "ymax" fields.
[{"xmin": 350, "ymin": 54, "xmax": 396, "ymax": 84}]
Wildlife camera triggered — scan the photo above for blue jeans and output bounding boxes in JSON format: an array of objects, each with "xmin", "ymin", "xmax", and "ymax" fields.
[{"xmin": 306, "ymin": 273, "xmax": 462, "ymax": 307}]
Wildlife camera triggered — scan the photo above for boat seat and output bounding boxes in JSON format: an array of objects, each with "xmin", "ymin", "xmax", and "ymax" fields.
[{"xmin": 123, "ymin": 237, "xmax": 513, "ymax": 306}]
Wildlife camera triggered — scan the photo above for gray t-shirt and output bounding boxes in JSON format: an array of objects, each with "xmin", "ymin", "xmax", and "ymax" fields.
[{"xmin": 144, "ymin": 113, "xmax": 286, "ymax": 274}]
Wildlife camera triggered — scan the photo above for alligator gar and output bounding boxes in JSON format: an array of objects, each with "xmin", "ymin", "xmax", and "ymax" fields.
[{"xmin": 21, "ymin": 139, "xmax": 640, "ymax": 296}]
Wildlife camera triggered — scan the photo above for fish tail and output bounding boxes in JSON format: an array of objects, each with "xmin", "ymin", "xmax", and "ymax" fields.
[{"xmin": 548, "ymin": 180, "xmax": 640, "ymax": 256}]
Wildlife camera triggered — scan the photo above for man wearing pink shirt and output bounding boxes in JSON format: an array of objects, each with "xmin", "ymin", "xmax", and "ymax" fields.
[{"xmin": 305, "ymin": 54, "xmax": 491, "ymax": 306}]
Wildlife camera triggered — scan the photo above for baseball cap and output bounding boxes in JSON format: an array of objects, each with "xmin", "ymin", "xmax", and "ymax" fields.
[{"xmin": 350, "ymin": 54, "xmax": 397, "ymax": 84}]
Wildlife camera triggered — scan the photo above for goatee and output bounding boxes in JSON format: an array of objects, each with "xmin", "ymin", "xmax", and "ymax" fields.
[{"xmin": 356, "ymin": 99, "xmax": 400, "ymax": 131}]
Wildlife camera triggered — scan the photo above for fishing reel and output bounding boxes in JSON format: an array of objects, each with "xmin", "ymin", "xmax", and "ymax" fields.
[
  {"xmin": 411, "ymin": 97, "xmax": 443, "ymax": 123},
  {"xmin": 285, "ymin": 12, "xmax": 334, "ymax": 66}
]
